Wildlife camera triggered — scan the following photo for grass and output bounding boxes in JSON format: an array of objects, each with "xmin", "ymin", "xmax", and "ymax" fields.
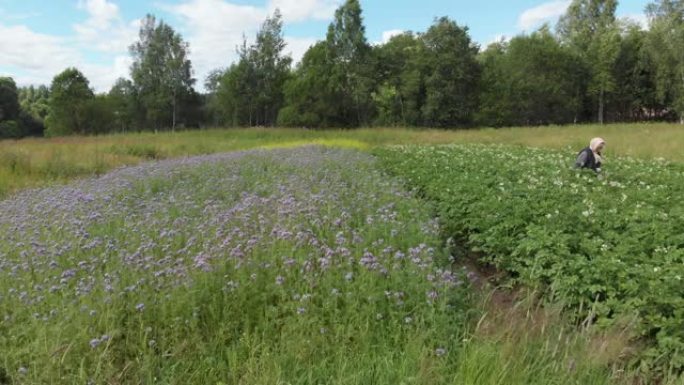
[
  {"xmin": 1, "ymin": 124, "xmax": 683, "ymax": 383},
  {"xmin": 0, "ymin": 146, "xmax": 629, "ymax": 384},
  {"xmin": 1, "ymin": 122, "xmax": 682, "ymax": 199}
]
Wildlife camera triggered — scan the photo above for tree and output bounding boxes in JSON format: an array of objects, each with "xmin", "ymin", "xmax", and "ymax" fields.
[
  {"xmin": 557, "ymin": 0, "xmax": 618, "ymax": 50},
  {"xmin": 216, "ymin": 40, "xmax": 258, "ymax": 127},
  {"xmin": 476, "ymin": 41, "xmax": 517, "ymax": 127},
  {"xmin": 0, "ymin": 77, "xmax": 26, "ymax": 139},
  {"xmin": 44, "ymin": 68, "xmax": 94, "ymax": 137},
  {"xmin": 84, "ymin": 95, "xmax": 118, "ymax": 135},
  {"xmin": 215, "ymin": 11, "xmax": 292, "ymax": 127},
  {"xmin": 420, "ymin": 17, "xmax": 480, "ymax": 127},
  {"xmin": 372, "ymin": 32, "xmax": 423, "ymax": 126},
  {"xmin": 476, "ymin": 27, "xmax": 585, "ymax": 127},
  {"xmin": 19, "ymin": 85, "xmax": 50, "ymax": 133},
  {"xmin": 588, "ymin": 24, "xmax": 621, "ymax": 124},
  {"xmin": 610, "ymin": 23, "xmax": 662, "ymax": 121},
  {"xmin": 279, "ymin": 0, "xmax": 374, "ymax": 128},
  {"xmin": 557, "ymin": 0, "xmax": 620, "ymax": 124},
  {"xmin": 130, "ymin": 14, "xmax": 195, "ymax": 131},
  {"xmin": 251, "ymin": 10, "xmax": 292, "ymax": 126},
  {"xmin": 0, "ymin": 77, "xmax": 21, "ymax": 122},
  {"xmin": 325, "ymin": 0, "xmax": 374, "ymax": 126},
  {"xmin": 108, "ymin": 78, "xmax": 138, "ymax": 132},
  {"xmin": 204, "ymin": 68, "xmax": 226, "ymax": 126},
  {"xmin": 645, "ymin": 0, "xmax": 684, "ymax": 123},
  {"xmin": 278, "ymin": 42, "xmax": 337, "ymax": 127},
  {"xmin": 0, "ymin": 79, "xmax": 48, "ymax": 138}
]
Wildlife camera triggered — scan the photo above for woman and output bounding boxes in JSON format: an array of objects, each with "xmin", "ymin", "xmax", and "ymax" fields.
[{"xmin": 575, "ymin": 137, "xmax": 605, "ymax": 173}]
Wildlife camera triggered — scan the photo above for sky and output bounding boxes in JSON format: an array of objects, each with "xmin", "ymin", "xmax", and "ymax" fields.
[{"xmin": 0, "ymin": 0, "xmax": 650, "ymax": 92}]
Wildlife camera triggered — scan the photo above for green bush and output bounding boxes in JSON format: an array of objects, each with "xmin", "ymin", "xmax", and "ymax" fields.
[{"xmin": 0, "ymin": 120, "xmax": 21, "ymax": 139}]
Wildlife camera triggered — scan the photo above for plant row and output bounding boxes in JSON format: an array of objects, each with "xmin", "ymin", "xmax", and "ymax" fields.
[{"xmin": 376, "ymin": 144, "xmax": 684, "ymax": 372}]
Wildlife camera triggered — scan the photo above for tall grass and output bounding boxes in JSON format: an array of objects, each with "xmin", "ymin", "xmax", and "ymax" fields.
[{"xmin": 1, "ymin": 123, "xmax": 682, "ymax": 199}]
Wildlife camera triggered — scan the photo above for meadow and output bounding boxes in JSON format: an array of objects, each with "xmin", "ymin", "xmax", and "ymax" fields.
[
  {"xmin": 1, "ymin": 123, "xmax": 683, "ymax": 199},
  {"xmin": 1, "ymin": 124, "xmax": 684, "ymax": 383},
  {"xmin": 0, "ymin": 146, "xmax": 620, "ymax": 384}
]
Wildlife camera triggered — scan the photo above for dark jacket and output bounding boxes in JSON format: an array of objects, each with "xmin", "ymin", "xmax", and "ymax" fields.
[{"xmin": 575, "ymin": 147, "xmax": 601, "ymax": 171}]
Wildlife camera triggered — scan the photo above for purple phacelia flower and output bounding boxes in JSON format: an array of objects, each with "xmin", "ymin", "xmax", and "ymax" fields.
[{"xmin": 90, "ymin": 338, "xmax": 101, "ymax": 348}]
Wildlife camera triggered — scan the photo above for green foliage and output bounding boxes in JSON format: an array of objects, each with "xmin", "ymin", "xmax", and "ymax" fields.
[
  {"xmin": 17, "ymin": 85, "xmax": 49, "ymax": 136},
  {"xmin": 0, "ymin": 120, "xmax": 21, "ymax": 139},
  {"xmin": 0, "ymin": 77, "xmax": 21, "ymax": 122},
  {"xmin": 278, "ymin": 42, "xmax": 337, "ymax": 127},
  {"xmin": 130, "ymin": 14, "xmax": 196, "ymax": 130},
  {"xmin": 325, "ymin": 0, "xmax": 375, "ymax": 126},
  {"xmin": 420, "ymin": 17, "xmax": 481, "ymax": 127},
  {"xmin": 372, "ymin": 32, "xmax": 423, "ymax": 126},
  {"xmin": 0, "ymin": 77, "xmax": 41, "ymax": 139},
  {"xmin": 0, "ymin": 79, "xmax": 45, "ymax": 139},
  {"xmin": 107, "ymin": 78, "xmax": 138, "ymax": 132},
  {"xmin": 44, "ymin": 68, "xmax": 94, "ymax": 137},
  {"xmin": 18, "ymin": 85, "xmax": 49, "ymax": 123},
  {"xmin": 214, "ymin": 10, "xmax": 292, "ymax": 127},
  {"xmin": 371, "ymin": 84, "xmax": 402, "ymax": 126},
  {"xmin": 557, "ymin": 0, "xmax": 618, "ymax": 51},
  {"xmin": 477, "ymin": 28, "xmax": 584, "ymax": 127},
  {"xmin": 377, "ymin": 144, "xmax": 684, "ymax": 373},
  {"xmin": 279, "ymin": 0, "xmax": 375, "ymax": 128},
  {"xmin": 645, "ymin": 0, "xmax": 684, "ymax": 123},
  {"xmin": 610, "ymin": 24, "xmax": 663, "ymax": 121},
  {"xmin": 84, "ymin": 95, "xmax": 119, "ymax": 135},
  {"xmin": 558, "ymin": 0, "xmax": 620, "ymax": 124}
]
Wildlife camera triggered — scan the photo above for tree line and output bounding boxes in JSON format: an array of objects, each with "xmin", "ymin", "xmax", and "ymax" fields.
[{"xmin": 2, "ymin": 0, "xmax": 684, "ymax": 139}]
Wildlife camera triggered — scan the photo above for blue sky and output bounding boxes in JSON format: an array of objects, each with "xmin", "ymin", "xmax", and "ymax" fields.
[{"xmin": 0, "ymin": 0, "xmax": 650, "ymax": 92}]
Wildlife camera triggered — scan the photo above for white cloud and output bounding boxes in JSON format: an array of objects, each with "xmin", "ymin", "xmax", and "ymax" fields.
[
  {"xmin": 381, "ymin": 29, "xmax": 404, "ymax": 44},
  {"xmin": 82, "ymin": 55, "xmax": 134, "ymax": 92},
  {"xmin": 0, "ymin": 20, "xmax": 131, "ymax": 92},
  {"xmin": 267, "ymin": 0, "xmax": 340, "ymax": 23},
  {"xmin": 0, "ymin": 24, "xmax": 77, "ymax": 71},
  {"xmin": 78, "ymin": 0, "xmax": 120, "ymax": 28},
  {"xmin": 74, "ymin": 0, "xmax": 139, "ymax": 54},
  {"xmin": 518, "ymin": 1, "xmax": 570, "ymax": 30},
  {"xmin": 163, "ymin": 0, "xmax": 266, "ymax": 85},
  {"xmin": 284, "ymin": 37, "xmax": 318, "ymax": 63},
  {"xmin": 164, "ymin": 0, "xmax": 335, "ymax": 88},
  {"xmin": 1, "ymin": 0, "xmax": 331, "ymax": 92},
  {"xmin": 621, "ymin": 13, "xmax": 649, "ymax": 30}
]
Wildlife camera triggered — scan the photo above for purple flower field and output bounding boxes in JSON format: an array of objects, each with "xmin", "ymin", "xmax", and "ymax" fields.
[{"xmin": 0, "ymin": 146, "xmax": 468, "ymax": 383}]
